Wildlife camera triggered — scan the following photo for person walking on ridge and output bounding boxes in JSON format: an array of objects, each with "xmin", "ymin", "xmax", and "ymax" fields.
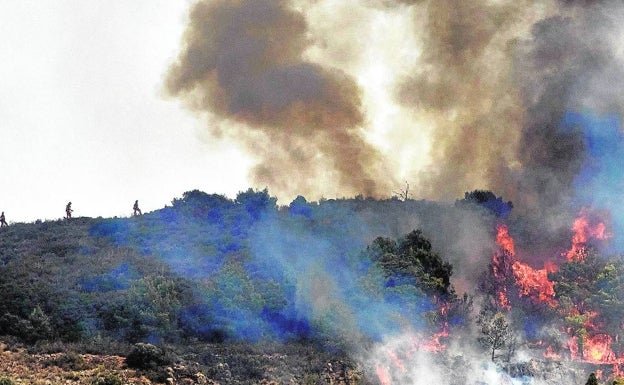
[
  {"xmin": 133, "ymin": 200, "xmax": 142, "ymax": 216},
  {"xmin": 0, "ymin": 212, "xmax": 7, "ymax": 227},
  {"xmin": 66, "ymin": 202, "xmax": 73, "ymax": 219}
]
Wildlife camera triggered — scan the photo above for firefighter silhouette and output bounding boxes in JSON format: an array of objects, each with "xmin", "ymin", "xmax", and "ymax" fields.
[{"xmin": 65, "ymin": 202, "xmax": 73, "ymax": 219}]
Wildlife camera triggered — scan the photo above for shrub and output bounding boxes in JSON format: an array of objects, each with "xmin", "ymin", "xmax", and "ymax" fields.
[
  {"xmin": 125, "ymin": 343, "xmax": 170, "ymax": 370},
  {"xmin": 0, "ymin": 378, "xmax": 14, "ymax": 385},
  {"xmin": 42, "ymin": 352, "xmax": 89, "ymax": 371},
  {"xmin": 91, "ymin": 373, "xmax": 122, "ymax": 385},
  {"xmin": 302, "ymin": 373, "xmax": 321, "ymax": 385}
]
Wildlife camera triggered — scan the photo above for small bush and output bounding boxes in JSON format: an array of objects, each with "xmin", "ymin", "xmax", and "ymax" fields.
[
  {"xmin": 0, "ymin": 378, "xmax": 14, "ymax": 385},
  {"xmin": 125, "ymin": 343, "xmax": 170, "ymax": 370},
  {"xmin": 302, "ymin": 373, "xmax": 321, "ymax": 385},
  {"xmin": 42, "ymin": 352, "xmax": 89, "ymax": 371},
  {"xmin": 91, "ymin": 373, "xmax": 122, "ymax": 385}
]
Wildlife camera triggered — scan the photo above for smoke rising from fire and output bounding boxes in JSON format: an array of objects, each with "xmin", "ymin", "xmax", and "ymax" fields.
[
  {"xmin": 165, "ymin": 0, "xmax": 389, "ymax": 199},
  {"xmin": 167, "ymin": 0, "xmax": 624, "ymax": 244},
  {"xmin": 157, "ymin": 3, "xmax": 624, "ymax": 382},
  {"xmin": 394, "ymin": 0, "xmax": 531, "ymax": 202},
  {"xmin": 166, "ymin": 1, "xmax": 624, "ymax": 248},
  {"xmin": 391, "ymin": 0, "xmax": 624, "ymax": 242}
]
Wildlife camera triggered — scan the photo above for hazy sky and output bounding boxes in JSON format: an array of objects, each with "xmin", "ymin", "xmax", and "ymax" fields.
[
  {"xmin": 0, "ymin": 0, "xmax": 430, "ymax": 222},
  {"xmin": 0, "ymin": 1, "xmax": 252, "ymax": 222},
  {"xmin": 3, "ymin": 0, "xmax": 621, "ymax": 229}
]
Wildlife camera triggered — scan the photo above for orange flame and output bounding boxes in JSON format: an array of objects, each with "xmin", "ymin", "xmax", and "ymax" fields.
[
  {"xmin": 586, "ymin": 335, "xmax": 616, "ymax": 363},
  {"xmin": 494, "ymin": 225, "xmax": 557, "ymax": 307},
  {"xmin": 491, "ymin": 218, "xmax": 620, "ymax": 366},
  {"xmin": 568, "ymin": 334, "xmax": 617, "ymax": 364},
  {"xmin": 492, "ymin": 225, "xmax": 515, "ymax": 309},
  {"xmin": 566, "ymin": 209, "xmax": 611, "ymax": 262},
  {"xmin": 421, "ymin": 328, "xmax": 449, "ymax": 353},
  {"xmin": 388, "ymin": 350, "xmax": 406, "ymax": 372},
  {"xmin": 496, "ymin": 224, "xmax": 515, "ymax": 256},
  {"xmin": 511, "ymin": 260, "xmax": 557, "ymax": 307},
  {"xmin": 543, "ymin": 345, "xmax": 561, "ymax": 360},
  {"xmin": 497, "ymin": 290, "xmax": 511, "ymax": 310},
  {"xmin": 374, "ymin": 330, "xmax": 449, "ymax": 385}
]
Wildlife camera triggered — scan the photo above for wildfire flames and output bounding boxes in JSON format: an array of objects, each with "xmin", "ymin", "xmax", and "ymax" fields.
[
  {"xmin": 566, "ymin": 209, "xmax": 611, "ymax": 262},
  {"xmin": 374, "ymin": 329, "xmax": 451, "ymax": 385},
  {"xmin": 511, "ymin": 260, "xmax": 557, "ymax": 307},
  {"xmin": 374, "ymin": 210, "xmax": 617, "ymax": 385},
  {"xmin": 496, "ymin": 225, "xmax": 515, "ymax": 256},
  {"xmin": 492, "ymin": 224, "xmax": 558, "ymax": 308},
  {"xmin": 493, "ymin": 211, "xmax": 620, "ymax": 367}
]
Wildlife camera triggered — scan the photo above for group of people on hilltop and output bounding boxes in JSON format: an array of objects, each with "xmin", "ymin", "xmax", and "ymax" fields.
[
  {"xmin": 0, "ymin": 200, "xmax": 143, "ymax": 227},
  {"xmin": 65, "ymin": 200, "xmax": 142, "ymax": 219}
]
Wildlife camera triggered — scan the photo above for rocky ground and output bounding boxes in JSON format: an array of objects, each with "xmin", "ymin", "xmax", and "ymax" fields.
[
  {"xmin": 0, "ymin": 341, "xmax": 367, "ymax": 385},
  {"xmin": 0, "ymin": 348, "xmax": 148, "ymax": 384},
  {"xmin": 0, "ymin": 338, "xmax": 607, "ymax": 385}
]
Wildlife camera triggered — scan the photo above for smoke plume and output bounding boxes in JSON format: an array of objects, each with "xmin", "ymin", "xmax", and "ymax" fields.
[
  {"xmin": 167, "ymin": 0, "xmax": 624, "ymax": 247},
  {"xmin": 166, "ymin": 0, "xmax": 390, "ymax": 199},
  {"xmin": 383, "ymin": 0, "xmax": 624, "ymax": 248},
  {"xmin": 394, "ymin": 0, "xmax": 531, "ymax": 202},
  {"xmin": 514, "ymin": 2, "xmax": 624, "ymax": 247}
]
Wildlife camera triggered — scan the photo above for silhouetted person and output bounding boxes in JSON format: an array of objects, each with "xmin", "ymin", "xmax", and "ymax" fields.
[
  {"xmin": 65, "ymin": 202, "xmax": 73, "ymax": 219},
  {"xmin": 0, "ymin": 212, "xmax": 7, "ymax": 227},
  {"xmin": 133, "ymin": 200, "xmax": 142, "ymax": 216}
]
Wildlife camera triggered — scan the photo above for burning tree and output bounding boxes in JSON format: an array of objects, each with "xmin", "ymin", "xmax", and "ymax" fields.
[
  {"xmin": 479, "ymin": 239, "xmax": 517, "ymax": 312},
  {"xmin": 474, "ymin": 208, "xmax": 624, "ymax": 367},
  {"xmin": 548, "ymin": 249, "xmax": 624, "ymax": 362},
  {"xmin": 593, "ymin": 259, "xmax": 624, "ymax": 358}
]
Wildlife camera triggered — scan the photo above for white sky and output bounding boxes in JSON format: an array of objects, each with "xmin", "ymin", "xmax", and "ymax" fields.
[{"xmin": 0, "ymin": 1, "xmax": 253, "ymax": 222}]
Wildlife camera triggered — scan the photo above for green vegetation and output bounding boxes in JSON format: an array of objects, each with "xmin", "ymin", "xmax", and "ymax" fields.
[
  {"xmin": 4, "ymin": 187, "xmax": 624, "ymax": 382},
  {"xmin": 0, "ymin": 188, "xmax": 497, "ymax": 350},
  {"xmin": 91, "ymin": 374, "xmax": 122, "ymax": 385},
  {"xmin": 456, "ymin": 189, "xmax": 513, "ymax": 217},
  {"xmin": 42, "ymin": 351, "xmax": 89, "ymax": 371},
  {"xmin": 478, "ymin": 311, "xmax": 513, "ymax": 361},
  {"xmin": 366, "ymin": 229, "xmax": 453, "ymax": 298},
  {"xmin": 125, "ymin": 343, "xmax": 170, "ymax": 370}
]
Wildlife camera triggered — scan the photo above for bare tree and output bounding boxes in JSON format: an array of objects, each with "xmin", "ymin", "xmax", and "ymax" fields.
[{"xmin": 393, "ymin": 181, "xmax": 411, "ymax": 201}]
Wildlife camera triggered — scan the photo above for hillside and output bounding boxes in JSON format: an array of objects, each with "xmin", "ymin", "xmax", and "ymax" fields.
[{"xmin": 0, "ymin": 189, "xmax": 618, "ymax": 384}]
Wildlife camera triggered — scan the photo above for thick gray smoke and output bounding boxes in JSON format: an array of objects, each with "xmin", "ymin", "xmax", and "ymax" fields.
[
  {"xmin": 386, "ymin": 0, "xmax": 624, "ymax": 248},
  {"xmin": 166, "ymin": 0, "xmax": 391, "ymax": 200},
  {"xmin": 510, "ymin": 2, "xmax": 624, "ymax": 243},
  {"xmin": 163, "ymin": 2, "xmax": 624, "ymax": 383},
  {"xmin": 167, "ymin": 0, "xmax": 624, "ymax": 244},
  {"xmin": 394, "ymin": 0, "xmax": 529, "ymax": 203}
]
